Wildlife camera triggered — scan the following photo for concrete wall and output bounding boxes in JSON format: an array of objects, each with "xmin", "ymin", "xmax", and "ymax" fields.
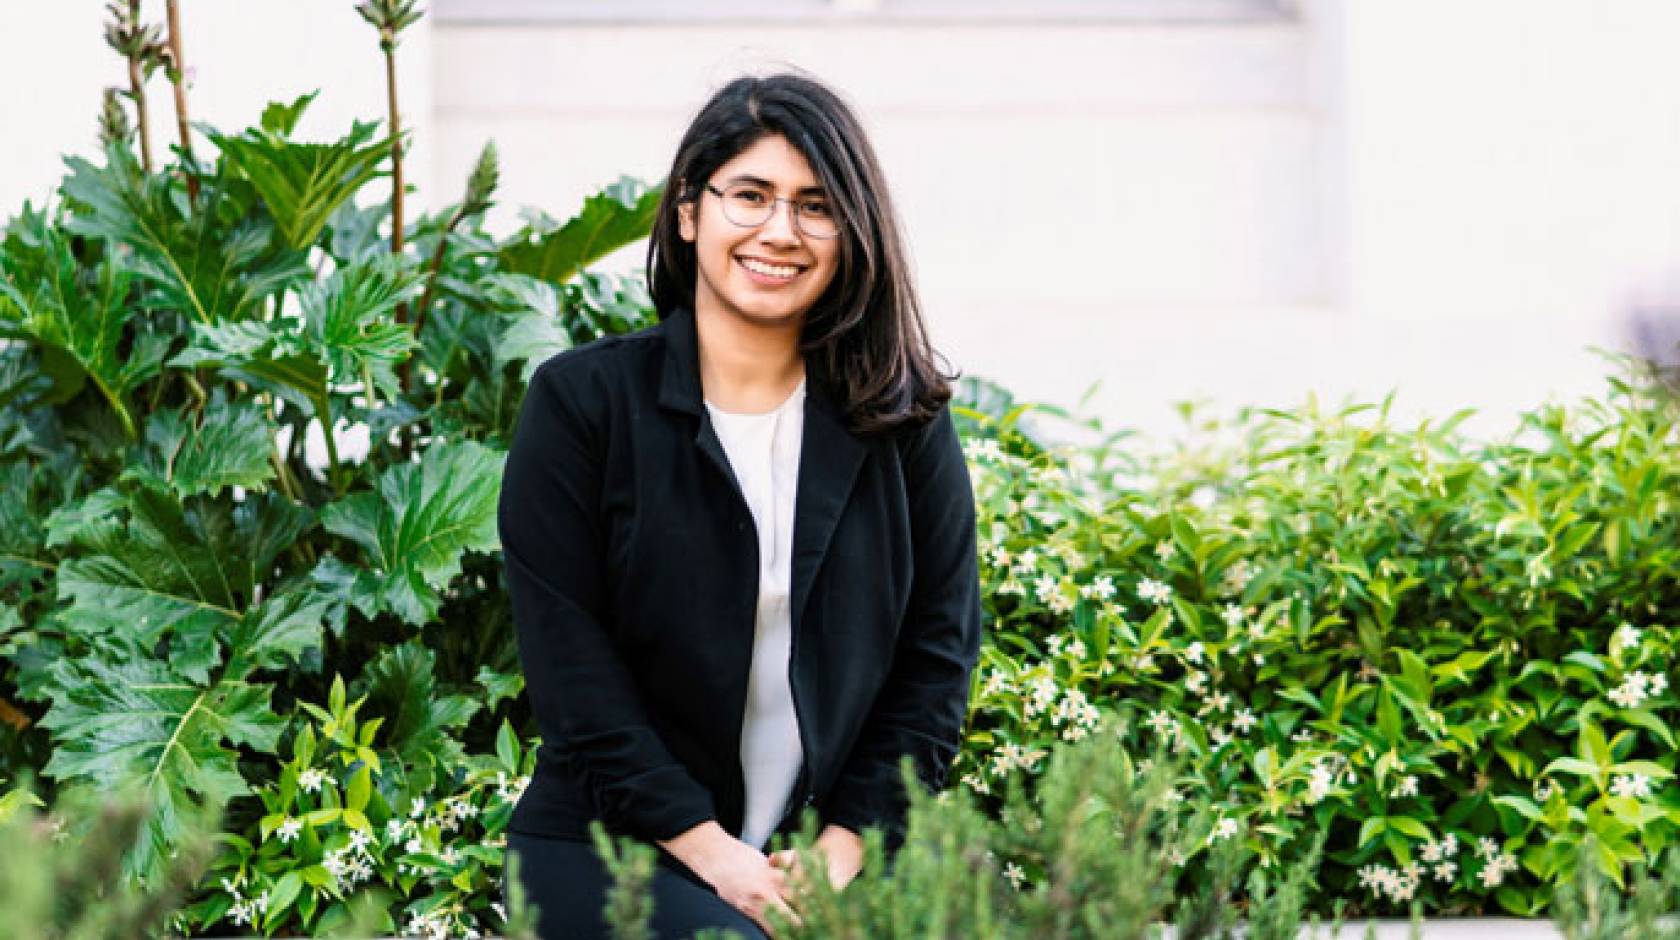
[{"xmin": 5, "ymin": 1, "xmax": 1678, "ymax": 445}]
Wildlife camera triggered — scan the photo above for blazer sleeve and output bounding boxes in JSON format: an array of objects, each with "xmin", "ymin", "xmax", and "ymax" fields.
[
  {"xmin": 820, "ymin": 404, "xmax": 983, "ymax": 851},
  {"xmin": 499, "ymin": 355, "xmax": 719, "ymax": 843}
]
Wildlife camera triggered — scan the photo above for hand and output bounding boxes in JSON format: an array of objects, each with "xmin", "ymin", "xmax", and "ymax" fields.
[
  {"xmin": 659, "ymin": 821, "xmax": 803, "ymax": 936},
  {"xmin": 769, "ymin": 824, "xmax": 865, "ymax": 893}
]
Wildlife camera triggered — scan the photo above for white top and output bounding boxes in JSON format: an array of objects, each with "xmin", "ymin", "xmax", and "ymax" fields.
[{"xmin": 704, "ymin": 375, "xmax": 808, "ymax": 850}]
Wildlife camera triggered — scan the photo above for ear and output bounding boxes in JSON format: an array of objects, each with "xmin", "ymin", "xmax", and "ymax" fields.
[{"xmin": 677, "ymin": 199, "xmax": 696, "ymax": 243}]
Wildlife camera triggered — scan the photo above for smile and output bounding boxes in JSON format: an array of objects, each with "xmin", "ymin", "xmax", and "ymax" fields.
[{"xmin": 737, "ymin": 256, "xmax": 805, "ymax": 283}]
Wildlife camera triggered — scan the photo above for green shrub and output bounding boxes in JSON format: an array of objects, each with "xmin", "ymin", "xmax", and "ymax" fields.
[{"xmin": 951, "ymin": 368, "xmax": 1680, "ymax": 917}]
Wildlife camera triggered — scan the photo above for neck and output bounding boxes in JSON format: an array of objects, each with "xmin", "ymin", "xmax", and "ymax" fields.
[{"xmin": 694, "ymin": 303, "xmax": 806, "ymax": 403}]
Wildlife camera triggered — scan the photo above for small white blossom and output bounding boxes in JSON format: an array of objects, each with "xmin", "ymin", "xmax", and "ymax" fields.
[
  {"xmin": 1221, "ymin": 603, "xmax": 1244, "ymax": 628},
  {"xmin": 1231, "ymin": 709, "xmax": 1258, "ymax": 734},
  {"xmin": 1154, "ymin": 540, "xmax": 1176, "ymax": 562},
  {"xmin": 297, "ymin": 768, "xmax": 328, "ymax": 794},
  {"xmin": 1611, "ymin": 774, "xmax": 1653, "ymax": 800},
  {"xmin": 1183, "ymin": 642, "xmax": 1205, "ymax": 665},
  {"xmin": 1391, "ymin": 775, "xmax": 1419, "ymax": 799},
  {"xmin": 275, "ymin": 817, "xmax": 302, "ymax": 843},
  {"xmin": 1137, "ymin": 577, "xmax": 1173, "ymax": 605},
  {"xmin": 1002, "ymin": 861, "xmax": 1027, "ymax": 890},
  {"xmin": 1212, "ymin": 817, "xmax": 1240, "ymax": 840},
  {"xmin": 1616, "ymin": 622, "xmax": 1643, "ymax": 650}
]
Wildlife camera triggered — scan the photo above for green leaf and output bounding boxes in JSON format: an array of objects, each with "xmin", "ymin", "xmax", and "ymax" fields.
[
  {"xmin": 38, "ymin": 652, "xmax": 284, "ymax": 881},
  {"xmin": 171, "ymin": 319, "xmax": 331, "ymax": 424},
  {"xmin": 298, "ymin": 254, "xmax": 423, "ymax": 403},
  {"xmin": 485, "ymin": 274, "xmax": 573, "ymax": 383},
  {"xmin": 359, "ymin": 641, "xmax": 480, "ymax": 771},
  {"xmin": 498, "ymin": 176, "xmax": 662, "ymax": 285},
  {"xmin": 121, "ymin": 395, "xmax": 276, "ymax": 499},
  {"xmin": 54, "ymin": 488, "xmax": 310, "ymax": 681},
  {"xmin": 264, "ymin": 871, "xmax": 303, "ymax": 931},
  {"xmin": 0, "ymin": 210, "xmax": 166, "ymax": 439},
  {"xmin": 345, "ymin": 764, "xmax": 372, "ymax": 813},
  {"xmin": 319, "ymin": 439, "xmax": 503, "ymax": 625},
  {"xmin": 208, "ymin": 118, "xmax": 394, "ymax": 250},
  {"xmin": 58, "ymin": 143, "xmax": 307, "ymax": 325}
]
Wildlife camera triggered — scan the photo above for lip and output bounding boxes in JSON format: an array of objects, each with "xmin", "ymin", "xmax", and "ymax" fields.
[{"xmin": 736, "ymin": 255, "xmax": 807, "ymax": 285}]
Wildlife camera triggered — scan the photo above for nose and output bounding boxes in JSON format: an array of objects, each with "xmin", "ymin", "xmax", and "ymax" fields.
[{"xmin": 758, "ymin": 197, "xmax": 801, "ymax": 244}]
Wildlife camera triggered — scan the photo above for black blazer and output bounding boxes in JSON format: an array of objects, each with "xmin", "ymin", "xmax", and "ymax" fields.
[{"xmin": 498, "ymin": 303, "xmax": 983, "ymax": 857}]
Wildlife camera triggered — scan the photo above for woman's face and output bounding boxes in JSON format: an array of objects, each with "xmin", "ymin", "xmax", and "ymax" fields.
[{"xmin": 678, "ymin": 133, "xmax": 842, "ymax": 329}]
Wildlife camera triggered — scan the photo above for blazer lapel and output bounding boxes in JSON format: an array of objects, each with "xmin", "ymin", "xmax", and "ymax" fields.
[{"xmin": 654, "ymin": 304, "xmax": 867, "ymax": 638}]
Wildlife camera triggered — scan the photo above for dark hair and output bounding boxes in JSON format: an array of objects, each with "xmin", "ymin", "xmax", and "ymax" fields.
[{"xmin": 646, "ymin": 70, "xmax": 957, "ymax": 437}]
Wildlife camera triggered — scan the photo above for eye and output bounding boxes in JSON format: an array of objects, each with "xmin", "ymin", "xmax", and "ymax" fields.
[
  {"xmin": 730, "ymin": 188, "xmax": 769, "ymax": 205},
  {"xmin": 800, "ymin": 200, "xmax": 833, "ymax": 217}
]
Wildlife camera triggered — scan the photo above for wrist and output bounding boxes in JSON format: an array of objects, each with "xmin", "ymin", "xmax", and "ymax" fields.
[{"xmin": 657, "ymin": 819, "xmax": 729, "ymax": 872}]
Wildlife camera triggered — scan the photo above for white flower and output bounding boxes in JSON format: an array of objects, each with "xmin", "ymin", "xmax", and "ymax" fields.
[
  {"xmin": 1306, "ymin": 762, "xmax": 1335, "ymax": 804},
  {"xmin": 348, "ymin": 828, "xmax": 372, "ymax": 852},
  {"xmin": 410, "ymin": 796, "xmax": 427, "ymax": 818},
  {"xmin": 1616, "ymin": 622, "xmax": 1642, "ymax": 649},
  {"xmin": 1147, "ymin": 710, "xmax": 1177, "ymax": 737},
  {"xmin": 1209, "ymin": 726, "xmax": 1233, "ymax": 749},
  {"xmin": 1610, "ymin": 670, "xmax": 1662, "ymax": 709},
  {"xmin": 1476, "ymin": 836, "xmax": 1500, "ymax": 861},
  {"xmin": 1034, "ymin": 574, "xmax": 1061, "ymax": 605},
  {"xmin": 1154, "ymin": 540, "xmax": 1176, "ymax": 561},
  {"xmin": 297, "ymin": 768, "xmax": 328, "ymax": 794},
  {"xmin": 1183, "ymin": 642, "xmax": 1205, "ymax": 665},
  {"xmin": 1391, "ymin": 775, "xmax": 1419, "ymax": 799},
  {"xmin": 1206, "ymin": 690, "xmax": 1230, "ymax": 712},
  {"xmin": 275, "ymin": 817, "xmax": 302, "ymax": 843},
  {"xmin": 1184, "ymin": 671, "xmax": 1207, "ymax": 695},
  {"xmin": 1231, "ymin": 709, "xmax": 1258, "ymax": 733},
  {"xmin": 1213, "ymin": 817, "xmax": 1240, "ymax": 840},
  {"xmin": 1137, "ymin": 577, "xmax": 1173, "ymax": 605},
  {"xmin": 1432, "ymin": 860, "xmax": 1457, "ymax": 883},
  {"xmin": 1611, "ymin": 774, "xmax": 1653, "ymax": 800},
  {"xmin": 1002, "ymin": 861, "xmax": 1027, "ymax": 890},
  {"xmin": 1221, "ymin": 603, "xmax": 1244, "ymax": 628},
  {"xmin": 1014, "ymin": 549, "xmax": 1039, "ymax": 572}
]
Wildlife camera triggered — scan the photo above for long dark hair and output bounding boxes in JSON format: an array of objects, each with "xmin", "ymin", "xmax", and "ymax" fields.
[{"xmin": 647, "ymin": 70, "xmax": 957, "ymax": 437}]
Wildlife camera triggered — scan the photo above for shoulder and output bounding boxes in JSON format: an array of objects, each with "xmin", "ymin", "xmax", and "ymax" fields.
[{"xmin": 528, "ymin": 318, "xmax": 667, "ymax": 399}]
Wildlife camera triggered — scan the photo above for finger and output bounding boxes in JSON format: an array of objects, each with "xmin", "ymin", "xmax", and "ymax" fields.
[{"xmin": 769, "ymin": 895, "xmax": 804, "ymax": 927}]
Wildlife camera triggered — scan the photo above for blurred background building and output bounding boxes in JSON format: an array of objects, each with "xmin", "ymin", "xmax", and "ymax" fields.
[{"xmin": 6, "ymin": 0, "xmax": 1680, "ymax": 443}]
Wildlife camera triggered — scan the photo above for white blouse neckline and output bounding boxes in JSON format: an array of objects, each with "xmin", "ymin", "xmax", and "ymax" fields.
[{"xmin": 704, "ymin": 375, "xmax": 807, "ymax": 419}]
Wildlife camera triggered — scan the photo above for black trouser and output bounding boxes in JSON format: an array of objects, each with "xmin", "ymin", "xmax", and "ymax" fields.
[{"xmin": 503, "ymin": 830, "xmax": 770, "ymax": 940}]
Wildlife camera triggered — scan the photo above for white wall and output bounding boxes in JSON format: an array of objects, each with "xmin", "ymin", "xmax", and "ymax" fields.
[{"xmin": 6, "ymin": 1, "xmax": 1679, "ymax": 447}]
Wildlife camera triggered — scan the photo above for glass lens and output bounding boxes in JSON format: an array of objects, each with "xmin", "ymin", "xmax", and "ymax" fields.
[{"xmin": 720, "ymin": 183, "xmax": 837, "ymax": 239}]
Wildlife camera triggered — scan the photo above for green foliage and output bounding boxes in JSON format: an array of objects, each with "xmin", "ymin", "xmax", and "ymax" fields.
[
  {"xmin": 952, "ymin": 365, "xmax": 1680, "ymax": 918},
  {"xmin": 0, "ymin": 41, "xmax": 661, "ymax": 931},
  {"xmin": 0, "ymin": 777, "xmax": 218, "ymax": 940}
]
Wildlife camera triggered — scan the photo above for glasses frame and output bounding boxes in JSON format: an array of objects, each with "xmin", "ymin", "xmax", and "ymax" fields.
[{"xmin": 702, "ymin": 182, "xmax": 839, "ymax": 240}]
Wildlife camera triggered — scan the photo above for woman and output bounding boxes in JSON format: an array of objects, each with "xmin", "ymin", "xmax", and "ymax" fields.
[{"xmin": 498, "ymin": 71, "xmax": 983, "ymax": 939}]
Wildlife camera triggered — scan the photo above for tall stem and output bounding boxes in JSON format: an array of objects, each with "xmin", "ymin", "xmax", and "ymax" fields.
[
  {"xmin": 125, "ymin": 0, "xmax": 154, "ymax": 174},
  {"xmin": 163, "ymin": 0, "xmax": 199, "ymax": 202},
  {"xmin": 384, "ymin": 41, "xmax": 406, "ymax": 263}
]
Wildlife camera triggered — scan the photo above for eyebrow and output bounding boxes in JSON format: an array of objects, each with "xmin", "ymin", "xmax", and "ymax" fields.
[{"xmin": 722, "ymin": 174, "xmax": 829, "ymax": 195}]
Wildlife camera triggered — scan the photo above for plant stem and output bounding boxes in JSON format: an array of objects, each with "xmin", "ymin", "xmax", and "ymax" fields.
[
  {"xmin": 163, "ymin": 0, "xmax": 198, "ymax": 202},
  {"xmin": 401, "ymin": 207, "xmax": 460, "ymax": 397},
  {"xmin": 125, "ymin": 0, "xmax": 154, "ymax": 173},
  {"xmin": 384, "ymin": 40, "xmax": 406, "ymax": 263}
]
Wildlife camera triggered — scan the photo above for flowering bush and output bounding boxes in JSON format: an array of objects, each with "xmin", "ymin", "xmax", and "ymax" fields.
[
  {"xmin": 173, "ymin": 673, "xmax": 536, "ymax": 938},
  {"xmin": 950, "ymin": 368, "xmax": 1680, "ymax": 917}
]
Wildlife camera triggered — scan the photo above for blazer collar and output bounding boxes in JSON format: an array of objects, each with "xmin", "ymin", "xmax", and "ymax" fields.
[{"xmin": 655, "ymin": 303, "xmax": 866, "ymax": 639}]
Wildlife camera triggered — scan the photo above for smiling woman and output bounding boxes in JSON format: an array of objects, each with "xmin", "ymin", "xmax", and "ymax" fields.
[{"xmin": 498, "ymin": 70, "xmax": 982, "ymax": 940}]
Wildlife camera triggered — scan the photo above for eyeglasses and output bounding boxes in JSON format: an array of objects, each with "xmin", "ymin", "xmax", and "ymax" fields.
[{"xmin": 703, "ymin": 182, "xmax": 839, "ymax": 240}]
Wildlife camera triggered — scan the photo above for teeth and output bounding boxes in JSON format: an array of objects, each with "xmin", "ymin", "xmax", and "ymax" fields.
[{"xmin": 740, "ymin": 257, "xmax": 800, "ymax": 278}]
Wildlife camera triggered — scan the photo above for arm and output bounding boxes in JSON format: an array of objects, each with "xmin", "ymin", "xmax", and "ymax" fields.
[
  {"xmin": 820, "ymin": 405, "xmax": 984, "ymax": 852},
  {"xmin": 499, "ymin": 356, "xmax": 718, "ymax": 843}
]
